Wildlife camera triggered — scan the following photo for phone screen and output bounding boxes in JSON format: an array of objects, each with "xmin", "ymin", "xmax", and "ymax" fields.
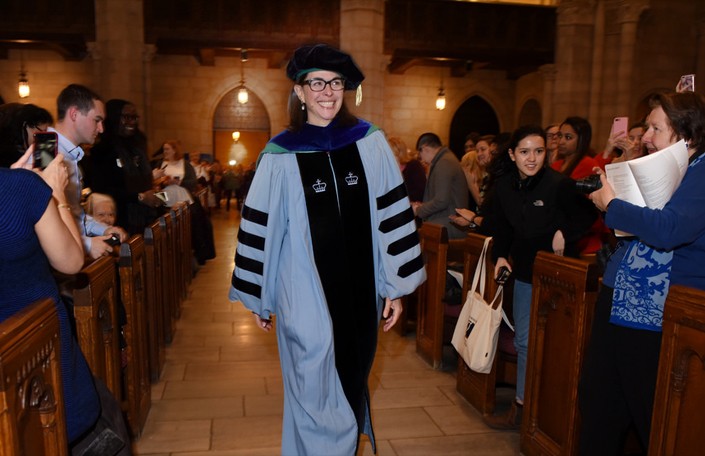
[
  {"xmin": 611, "ymin": 117, "xmax": 629, "ymax": 139},
  {"xmin": 33, "ymin": 132, "xmax": 58, "ymax": 170}
]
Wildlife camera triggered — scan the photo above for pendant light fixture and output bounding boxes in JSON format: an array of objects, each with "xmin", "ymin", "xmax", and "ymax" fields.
[
  {"xmin": 237, "ymin": 49, "xmax": 249, "ymax": 105},
  {"xmin": 18, "ymin": 53, "xmax": 29, "ymax": 98},
  {"xmin": 435, "ymin": 69, "xmax": 445, "ymax": 111}
]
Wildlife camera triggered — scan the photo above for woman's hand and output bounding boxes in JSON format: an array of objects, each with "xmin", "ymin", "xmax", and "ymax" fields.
[
  {"xmin": 41, "ymin": 155, "xmax": 69, "ymax": 202},
  {"xmin": 552, "ymin": 230, "xmax": 565, "ymax": 256},
  {"xmin": 382, "ymin": 298, "xmax": 403, "ymax": 332},
  {"xmin": 455, "ymin": 208, "xmax": 476, "ymax": 223},
  {"xmin": 588, "ymin": 167, "xmax": 616, "ymax": 212},
  {"xmin": 139, "ymin": 189, "xmax": 165, "ymax": 208},
  {"xmin": 494, "ymin": 257, "xmax": 511, "ymax": 280},
  {"xmin": 253, "ymin": 313, "xmax": 273, "ymax": 332},
  {"xmin": 10, "ymin": 145, "xmax": 34, "ymax": 170}
]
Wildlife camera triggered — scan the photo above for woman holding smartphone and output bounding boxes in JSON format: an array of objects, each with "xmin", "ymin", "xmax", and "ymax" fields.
[
  {"xmin": 152, "ymin": 139, "xmax": 197, "ymax": 205},
  {"xmin": 2, "ymin": 148, "xmax": 103, "ymax": 447},
  {"xmin": 579, "ymin": 91, "xmax": 705, "ymax": 455}
]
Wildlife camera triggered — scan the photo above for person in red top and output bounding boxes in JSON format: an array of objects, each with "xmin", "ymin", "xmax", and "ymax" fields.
[
  {"xmin": 551, "ymin": 116, "xmax": 598, "ymax": 179},
  {"xmin": 551, "ymin": 116, "xmax": 604, "ymax": 254}
]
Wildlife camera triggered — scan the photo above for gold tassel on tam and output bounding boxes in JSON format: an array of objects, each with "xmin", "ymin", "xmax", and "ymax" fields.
[{"xmin": 356, "ymin": 85, "xmax": 362, "ymax": 106}]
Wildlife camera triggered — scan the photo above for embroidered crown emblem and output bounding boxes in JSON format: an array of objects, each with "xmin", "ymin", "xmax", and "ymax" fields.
[
  {"xmin": 312, "ymin": 179, "xmax": 327, "ymax": 193},
  {"xmin": 345, "ymin": 172, "xmax": 359, "ymax": 185}
]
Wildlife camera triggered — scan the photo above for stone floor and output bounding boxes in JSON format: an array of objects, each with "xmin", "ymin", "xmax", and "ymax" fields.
[{"xmin": 134, "ymin": 207, "xmax": 520, "ymax": 456}]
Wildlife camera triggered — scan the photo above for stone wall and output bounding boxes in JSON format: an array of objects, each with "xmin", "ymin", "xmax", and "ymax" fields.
[{"xmin": 1, "ymin": 0, "xmax": 703, "ymax": 161}]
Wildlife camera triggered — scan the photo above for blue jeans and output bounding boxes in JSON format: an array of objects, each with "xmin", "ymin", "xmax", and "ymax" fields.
[{"xmin": 513, "ymin": 279, "xmax": 532, "ymax": 402}]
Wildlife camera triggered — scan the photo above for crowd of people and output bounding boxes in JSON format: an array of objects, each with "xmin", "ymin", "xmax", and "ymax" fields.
[
  {"xmin": 0, "ymin": 84, "xmax": 223, "ymax": 455},
  {"xmin": 2, "ymin": 41, "xmax": 704, "ymax": 456}
]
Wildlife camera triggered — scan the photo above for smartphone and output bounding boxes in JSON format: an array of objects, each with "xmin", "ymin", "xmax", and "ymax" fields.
[
  {"xmin": 154, "ymin": 191, "xmax": 169, "ymax": 203},
  {"xmin": 33, "ymin": 132, "xmax": 58, "ymax": 170},
  {"xmin": 610, "ymin": 117, "xmax": 629, "ymax": 140}
]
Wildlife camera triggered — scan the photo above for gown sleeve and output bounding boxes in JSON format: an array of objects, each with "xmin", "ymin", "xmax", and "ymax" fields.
[
  {"xmin": 229, "ymin": 154, "xmax": 287, "ymax": 319},
  {"xmin": 362, "ymin": 132, "xmax": 426, "ymax": 300}
]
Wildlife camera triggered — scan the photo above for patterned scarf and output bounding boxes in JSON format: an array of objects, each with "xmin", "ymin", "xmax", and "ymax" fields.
[
  {"xmin": 610, "ymin": 152, "xmax": 705, "ymax": 331},
  {"xmin": 610, "ymin": 240, "xmax": 672, "ymax": 331}
]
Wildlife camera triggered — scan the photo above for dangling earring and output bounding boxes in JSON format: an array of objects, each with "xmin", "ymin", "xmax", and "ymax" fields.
[{"xmin": 301, "ymin": 102, "xmax": 306, "ymax": 111}]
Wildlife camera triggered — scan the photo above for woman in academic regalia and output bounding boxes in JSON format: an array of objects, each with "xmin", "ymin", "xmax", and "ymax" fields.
[{"xmin": 229, "ymin": 44, "xmax": 426, "ymax": 455}]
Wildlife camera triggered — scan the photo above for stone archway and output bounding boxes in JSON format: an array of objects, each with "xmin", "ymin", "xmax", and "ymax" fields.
[
  {"xmin": 213, "ymin": 87, "xmax": 271, "ymax": 168},
  {"xmin": 518, "ymin": 98, "xmax": 542, "ymax": 127},
  {"xmin": 449, "ymin": 95, "xmax": 500, "ymax": 159}
]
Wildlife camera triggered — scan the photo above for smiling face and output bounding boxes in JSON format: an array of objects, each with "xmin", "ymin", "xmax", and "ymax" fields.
[
  {"xmin": 92, "ymin": 200, "xmax": 116, "ymax": 226},
  {"xmin": 293, "ymin": 70, "xmax": 344, "ymax": 127},
  {"xmin": 509, "ymin": 134, "xmax": 546, "ymax": 179},
  {"xmin": 118, "ymin": 103, "xmax": 139, "ymax": 137},
  {"xmin": 642, "ymin": 106, "xmax": 678, "ymax": 154},
  {"xmin": 476, "ymin": 140, "xmax": 491, "ymax": 167}
]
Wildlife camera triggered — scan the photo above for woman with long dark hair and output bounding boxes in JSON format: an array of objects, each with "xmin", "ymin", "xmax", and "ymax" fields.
[
  {"xmin": 482, "ymin": 125, "xmax": 597, "ymax": 429},
  {"xmin": 552, "ymin": 116, "xmax": 599, "ymax": 179}
]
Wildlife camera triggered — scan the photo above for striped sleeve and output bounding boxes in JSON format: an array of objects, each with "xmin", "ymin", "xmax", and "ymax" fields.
[
  {"xmin": 364, "ymin": 132, "xmax": 426, "ymax": 299},
  {"xmin": 229, "ymin": 156, "xmax": 285, "ymax": 319}
]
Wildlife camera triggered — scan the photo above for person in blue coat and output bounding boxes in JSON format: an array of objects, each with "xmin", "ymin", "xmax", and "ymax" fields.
[
  {"xmin": 229, "ymin": 44, "xmax": 426, "ymax": 455},
  {"xmin": 580, "ymin": 91, "xmax": 705, "ymax": 455}
]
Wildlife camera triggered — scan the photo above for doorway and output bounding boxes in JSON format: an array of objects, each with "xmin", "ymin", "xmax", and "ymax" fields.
[{"xmin": 449, "ymin": 95, "xmax": 500, "ymax": 159}]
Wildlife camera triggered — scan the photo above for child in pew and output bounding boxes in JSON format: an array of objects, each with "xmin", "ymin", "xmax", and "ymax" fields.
[{"xmin": 87, "ymin": 192, "xmax": 117, "ymax": 227}]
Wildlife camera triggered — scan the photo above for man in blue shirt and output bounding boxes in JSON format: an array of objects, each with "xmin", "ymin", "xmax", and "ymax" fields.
[{"xmin": 49, "ymin": 84, "xmax": 126, "ymax": 259}]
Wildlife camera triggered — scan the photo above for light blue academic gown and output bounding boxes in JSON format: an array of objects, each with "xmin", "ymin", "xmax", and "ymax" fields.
[{"xmin": 230, "ymin": 121, "xmax": 426, "ymax": 455}]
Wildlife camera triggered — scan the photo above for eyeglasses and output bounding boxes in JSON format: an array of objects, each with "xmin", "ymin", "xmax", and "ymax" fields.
[
  {"xmin": 302, "ymin": 77, "xmax": 345, "ymax": 92},
  {"xmin": 121, "ymin": 114, "xmax": 140, "ymax": 121},
  {"xmin": 546, "ymin": 133, "xmax": 560, "ymax": 139}
]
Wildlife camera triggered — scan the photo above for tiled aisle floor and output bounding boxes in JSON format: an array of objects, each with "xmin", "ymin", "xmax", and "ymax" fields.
[{"xmin": 135, "ymin": 208, "xmax": 519, "ymax": 456}]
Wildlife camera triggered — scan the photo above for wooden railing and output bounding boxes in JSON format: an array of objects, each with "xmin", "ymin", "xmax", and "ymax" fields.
[
  {"xmin": 67, "ymin": 202, "xmax": 195, "ymax": 438},
  {"xmin": 118, "ymin": 235, "xmax": 152, "ymax": 438}
]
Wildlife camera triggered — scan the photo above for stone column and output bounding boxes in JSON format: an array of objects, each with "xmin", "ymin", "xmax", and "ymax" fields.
[
  {"xmin": 93, "ymin": 0, "xmax": 146, "ymax": 107},
  {"xmin": 539, "ymin": 64, "xmax": 557, "ymax": 124},
  {"xmin": 340, "ymin": 0, "xmax": 386, "ymax": 124},
  {"xmin": 553, "ymin": 0, "xmax": 597, "ymax": 122},
  {"xmin": 587, "ymin": 0, "xmax": 604, "ymax": 124},
  {"xmin": 696, "ymin": 13, "xmax": 705, "ymax": 88},
  {"xmin": 615, "ymin": 0, "xmax": 649, "ymax": 115}
]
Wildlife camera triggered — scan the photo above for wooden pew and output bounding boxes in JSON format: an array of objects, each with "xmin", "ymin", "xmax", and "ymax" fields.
[
  {"xmin": 0, "ymin": 298, "xmax": 68, "ymax": 456},
  {"xmin": 649, "ymin": 284, "xmax": 705, "ymax": 456},
  {"xmin": 173, "ymin": 207, "xmax": 189, "ymax": 302},
  {"xmin": 144, "ymin": 220, "xmax": 166, "ymax": 382},
  {"xmin": 520, "ymin": 252, "xmax": 599, "ymax": 456},
  {"xmin": 118, "ymin": 235, "xmax": 152, "ymax": 437},
  {"xmin": 180, "ymin": 203, "xmax": 193, "ymax": 289},
  {"xmin": 415, "ymin": 223, "xmax": 449, "ymax": 369},
  {"xmin": 169, "ymin": 209, "xmax": 183, "ymax": 319},
  {"xmin": 73, "ymin": 255, "xmax": 122, "ymax": 400},
  {"xmin": 159, "ymin": 213, "xmax": 176, "ymax": 344},
  {"xmin": 455, "ymin": 233, "xmax": 518, "ymax": 416}
]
